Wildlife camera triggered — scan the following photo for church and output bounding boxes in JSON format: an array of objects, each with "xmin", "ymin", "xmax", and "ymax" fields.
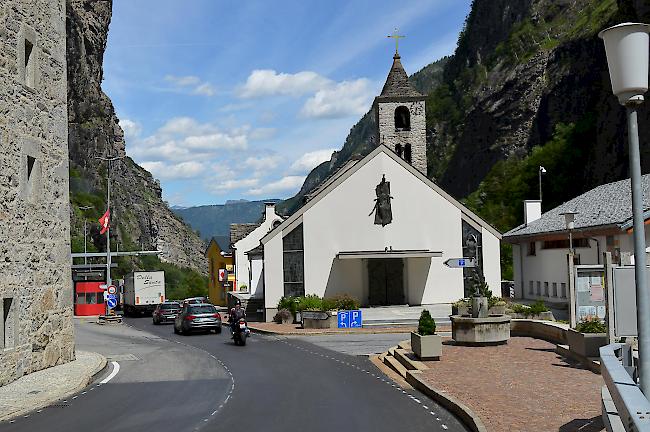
[{"xmin": 259, "ymin": 51, "xmax": 502, "ymax": 320}]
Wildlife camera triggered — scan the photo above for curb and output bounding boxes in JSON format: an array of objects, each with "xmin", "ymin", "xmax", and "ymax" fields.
[
  {"xmin": 0, "ymin": 351, "xmax": 108, "ymax": 422},
  {"xmin": 248, "ymin": 325, "xmax": 438, "ymax": 336},
  {"xmin": 405, "ymin": 370, "xmax": 488, "ymax": 432}
]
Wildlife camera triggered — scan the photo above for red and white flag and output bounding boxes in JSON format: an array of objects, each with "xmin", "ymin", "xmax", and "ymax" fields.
[{"xmin": 99, "ymin": 210, "xmax": 110, "ymax": 235}]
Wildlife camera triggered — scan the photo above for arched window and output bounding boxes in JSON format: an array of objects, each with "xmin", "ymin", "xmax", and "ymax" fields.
[
  {"xmin": 394, "ymin": 106, "xmax": 410, "ymax": 130},
  {"xmin": 395, "ymin": 144, "xmax": 403, "ymax": 158},
  {"xmin": 404, "ymin": 144, "xmax": 412, "ymax": 164}
]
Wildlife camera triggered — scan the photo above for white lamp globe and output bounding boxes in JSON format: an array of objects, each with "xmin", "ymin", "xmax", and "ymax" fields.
[{"xmin": 599, "ymin": 23, "xmax": 650, "ymax": 105}]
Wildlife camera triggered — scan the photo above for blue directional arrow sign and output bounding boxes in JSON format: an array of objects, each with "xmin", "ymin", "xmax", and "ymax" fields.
[
  {"xmin": 106, "ymin": 296, "xmax": 117, "ymax": 309},
  {"xmin": 444, "ymin": 258, "xmax": 476, "ymax": 268}
]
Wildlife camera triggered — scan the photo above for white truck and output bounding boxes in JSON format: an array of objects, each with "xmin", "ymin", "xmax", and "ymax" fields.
[{"xmin": 123, "ymin": 271, "xmax": 165, "ymax": 316}]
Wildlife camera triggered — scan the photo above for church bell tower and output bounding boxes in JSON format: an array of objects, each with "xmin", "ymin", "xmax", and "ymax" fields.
[{"xmin": 373, "ymin": 48, "xmax": 427, "ymax": 175}]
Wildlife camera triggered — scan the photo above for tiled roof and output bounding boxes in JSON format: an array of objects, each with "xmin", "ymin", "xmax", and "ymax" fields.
[
  {"xmin": 377, "ymin": 54, "xmax": 423, "ymax": 99},
  {"xmin": 213, "ymin": 236, "xmax": 231, "ymax": 253},
  {"xmin": 504, "ymin": 175, "xmax": 650, "ymax": 239},
  {"xmin": 230, "ymin": 223, "xmax": 259, "ymax": 245},
  {"xmin": 245, "ymin": 244, "xmax": 263, "ymax": 256}
]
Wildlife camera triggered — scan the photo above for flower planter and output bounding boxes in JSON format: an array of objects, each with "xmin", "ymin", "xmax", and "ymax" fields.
[
  {"xmin": 281, "ymin": 315, "xmax": 293, "ymax": 325},
  {"xmin": 567, "ymin": 328, "xmax": 607, "ymax": 358},
  {"xmin": 452, "ymin": 305, "xmax": 469, "ymax": 316},
  {"xmin": 301, "ymin": 311, "xmax": 337, "ymax": 329},
  {"xmin": 489, "ymin": 305, "xmax": 506, "ymax": 315},
  {"xmin": 411, "ymin": 332, "xmax": 442, "ymax": 360}
]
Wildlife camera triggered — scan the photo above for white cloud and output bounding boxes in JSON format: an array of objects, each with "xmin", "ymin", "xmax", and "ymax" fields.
[
  {"xmin": 300, "ymin": 79, "xmax": 374, "ymax": 119},
  {"xmin": 183, "ymin": 133, "xmax": 247, "ymax": 150},
  {"xmin": 243, "ymin": 155, "xmax": 281, "ymax": 171},
  {"xmin": 209, "ymin": 178, "xmax": 260, "ymax": 193},
  {"xmin": 140, "ymin": 161, "xmax": 205, "ymax": 180},
  {"xmin": 165, "ymin": 75, "xmax": 201, "ymax": 86},
  {"xmin": 290, "ymin": 148, "xmax": 335, "ymax": 173},
  {"xmin": 164, "ymin": 74, "xmax": 215, "ymax": 97},
  {"xmin": 249, "ymin": 127, "xmax": 277, "ymax": 141},
  {"xmin": 120, "ymin": 118, "xmax": 142, "ymax": 139},
  {"xmin": 248, "ymin": 175, "xmax": 305, "ymax": 196},
  {"xmin": 237, "ymin": 69, "xmax": 330, "ymax": 98},
  {"xmin": 192, "ymin": 82, "xmax": 216, "ymax": 96}
]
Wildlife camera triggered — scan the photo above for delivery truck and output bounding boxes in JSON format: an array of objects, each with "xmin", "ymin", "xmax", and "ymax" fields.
[{"xmin": 123, "ymin": 271, "xmax": 165, "ymax": 316}]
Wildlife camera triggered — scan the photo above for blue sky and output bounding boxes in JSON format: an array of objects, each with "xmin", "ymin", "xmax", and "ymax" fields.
[{"xmin": 103, "ymin": 0, "xmax": 472, "ymax": 207}]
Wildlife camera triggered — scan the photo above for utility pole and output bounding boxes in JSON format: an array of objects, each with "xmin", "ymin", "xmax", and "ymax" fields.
[
  {"xmin": 95, "ymin": 152, "xmax": 124, "ymax": 315},
  {"xmin": 79, "ymin": 205, "xmax": 93, "ymax": 265}
]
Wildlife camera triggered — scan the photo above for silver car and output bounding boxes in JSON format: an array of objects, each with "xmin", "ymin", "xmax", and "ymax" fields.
[{"xmin": 174, "ymin": 303, "xmax": 222, "ymax": 335}]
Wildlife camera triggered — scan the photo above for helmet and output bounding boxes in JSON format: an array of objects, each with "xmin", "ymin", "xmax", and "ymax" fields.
[{"xmin": 235, "ymin": 300, "xmax": 241, "ymax": 306}]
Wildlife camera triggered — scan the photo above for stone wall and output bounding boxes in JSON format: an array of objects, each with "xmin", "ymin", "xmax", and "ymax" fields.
[
  {"xmin": 377, "ymin": 100, "xmax": 427, "ymax": 175},
  {"xmin": 0, "ymin": 0, "xmax": 75, "ymax": 387}
]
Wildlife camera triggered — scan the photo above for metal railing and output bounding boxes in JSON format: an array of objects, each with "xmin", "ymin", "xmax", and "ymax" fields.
[{"xmin": 601, "ymin": 343, "xmax": 650, "ymax": 431}]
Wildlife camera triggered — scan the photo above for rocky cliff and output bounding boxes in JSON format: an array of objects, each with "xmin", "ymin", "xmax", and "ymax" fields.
[
  {"xmin": 281, "ymin": 0, "xmax": 650, "ymax": 235},
  {"xmin": 66, "ymin": 0, "xmax": 206, "ymax": 274}
]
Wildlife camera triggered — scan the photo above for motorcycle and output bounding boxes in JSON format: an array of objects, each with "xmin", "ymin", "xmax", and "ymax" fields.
[{"xmin": 232, "ymin": 318, "xmax": 250, "ymax": 346}]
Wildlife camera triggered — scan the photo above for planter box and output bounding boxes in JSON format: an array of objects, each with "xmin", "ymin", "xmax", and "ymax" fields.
[
  {"xmin": 411, "ymin": 332, "xmax": 442, "ymax": 360},
  {"xmin": 489, "ymin": 305, "xmax": 506, "ymax": 315},
  {"xmin": 567, "ymin": 328, "xmax": 607, "ymax": 358},
  {"xmin": 302, "ymin": 311, "xmax": 337, "ymax": 329},
  {"xmin": 452, "ymin": 305, "xmax": 469, "ymax": 316}
]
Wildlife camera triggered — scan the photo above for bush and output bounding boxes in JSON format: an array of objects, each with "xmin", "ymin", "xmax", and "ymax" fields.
[
  {"xmin": 326, "ymin": 294, "xmax": 360, "ymax": 311},
  {"xmin": 277, "ymin": 296, "xmax": 298, "ymax": 314},
  {"xmin": 321, "ymin": 297, "xmax": 337, "ymax": 311},
  {"xmin": 453, "ymin": 299, "xmax": 470, "ymax": 308},
  {"xmin": 417, "ymin": 310, "xmax": 436, "ymax": 336},
  {"xmin": 273, "ymin": 308, "xmax": 292, "ymax": 324},
  {"xmin": 528, "ymin": 300, "xmax": 549, "ymax": 315},
  {"xmin": 297, "ymin": 294, "xmax": 323, "ymax": 312},
  {"xmin": 576, "ymin": 318, "xmax": 607, "ymax": 333}
]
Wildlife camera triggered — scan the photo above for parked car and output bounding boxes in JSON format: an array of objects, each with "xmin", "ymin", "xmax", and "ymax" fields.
[
  {"xmin": 174, "ymin": 303, "xmax": 222, "ymax": 335},
  {"xmin": 152, "ymin": 301, "xmax": 181, "ymax": 325}
]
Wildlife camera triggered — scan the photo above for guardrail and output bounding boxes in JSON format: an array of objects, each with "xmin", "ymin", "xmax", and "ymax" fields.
[{"xmin": 601, "ymin": 343, "xmax": 650, "ymax": 431}]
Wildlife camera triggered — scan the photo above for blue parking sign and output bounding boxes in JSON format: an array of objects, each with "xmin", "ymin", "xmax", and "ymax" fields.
[{"xmin": 338, "ymin": 310, "xmax": 362, "ymax": 328}]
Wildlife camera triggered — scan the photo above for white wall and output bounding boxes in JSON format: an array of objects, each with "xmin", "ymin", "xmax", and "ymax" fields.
[
  {"xmin": 234, "ymin": 205, "xmax": 283, "ymax": 291},
  {"xmin": 262, "ymin": 151, "xmax": 502, "ymax": 312},
  {"xmin": 482, "ymin": 226, "xmax": 502, "ymax": 297}
]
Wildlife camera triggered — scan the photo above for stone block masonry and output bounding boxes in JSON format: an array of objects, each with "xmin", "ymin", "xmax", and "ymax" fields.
[
  {"xmin": 377, "ymin": 100, "xmax": 427, "ymax": 175},
  {"xmin": 0, "ymin": 0, "xmax": 75, "ymax": 386}
]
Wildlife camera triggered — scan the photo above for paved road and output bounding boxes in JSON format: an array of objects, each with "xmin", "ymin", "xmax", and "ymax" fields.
[
  {"xmin": 0, "ymin": 319, "xmax": 231, "ymax": 432},
  {"xmin": 291, "ymin": 333, "xmax": 411, "ymax": 355},
  {"xmin": 128, "ymin": 317, "xmax": 468, "ymax": 432}
]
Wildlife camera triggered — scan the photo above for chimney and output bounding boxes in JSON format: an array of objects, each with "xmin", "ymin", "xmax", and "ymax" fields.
[
  {"xmin": 524, "ymin": 200, "xmax": 542, "ymax": 226},
  {"xmin": 264, "ymin": 202, "xmax": 276, "ymax": 220}
]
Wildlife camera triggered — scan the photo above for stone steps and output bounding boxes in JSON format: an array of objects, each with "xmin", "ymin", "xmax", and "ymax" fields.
[{"xmin": 383, "ymin": 352, "xmax": 409, "ymax": 378}]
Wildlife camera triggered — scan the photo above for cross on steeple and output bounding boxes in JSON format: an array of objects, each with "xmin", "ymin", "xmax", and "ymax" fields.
[{"xmin": 387, "ymin": 27, "xmax": 405, "ymax": 54}]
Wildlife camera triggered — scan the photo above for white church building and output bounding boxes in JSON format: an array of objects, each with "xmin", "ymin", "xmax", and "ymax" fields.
[{"xmin": 257, "ymin": 52, "xmax": 502, "ymax": 320}]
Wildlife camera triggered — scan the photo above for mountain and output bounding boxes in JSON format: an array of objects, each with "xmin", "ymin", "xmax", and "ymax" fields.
[
  {"xmin": 279, "ymin": 0, "xmax": 650, "ymax": 278},
  {"xmin": 66, "ymin": 0, "xmax": 207, "ymax": 275},
  {"xmin": 173, "ymin": 200, "xmax": 281, "ymax": 242}
]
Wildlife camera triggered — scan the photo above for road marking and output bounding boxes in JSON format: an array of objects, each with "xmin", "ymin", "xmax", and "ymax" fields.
[{"xmin": 100, "ymin": 361, "xmax": 120, "ymax": 384}]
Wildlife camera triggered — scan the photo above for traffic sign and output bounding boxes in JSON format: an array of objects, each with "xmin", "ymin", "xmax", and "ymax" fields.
[
  {"xmin": 106, "ymin": 296, "xmax": 117, "ymax": 309},
  {"xmin": 107, "ymin": 285, "xmax": 117, "ymax": 295},
  {"xmin": 218, "ymin": 269, "xmax": 227, "ymax": 282},
  {"xmin": 107, "ymin": 293, "xmax": 116, "ymax": 300},
  {"xmin": 444, "ymin": 258, "xmax": 476, "ymax": 268},
  {"xmin": 338, "ymin": 310, "xmax": 363, "ymax": 328}
]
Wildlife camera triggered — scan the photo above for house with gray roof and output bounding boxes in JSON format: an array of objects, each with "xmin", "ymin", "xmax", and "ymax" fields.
[{"xmin": 503, "ymin": 175, "xmax": 650, "ymax": 303}]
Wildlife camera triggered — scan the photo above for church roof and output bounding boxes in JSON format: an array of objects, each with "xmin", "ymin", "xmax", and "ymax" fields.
[
  {"xmin": 377, "ymin": 54, "xmax": 423, "ymax": 99},
  {"xmin": 261, "ymin": 145, "xmax": 502, "ymax": 244},
  {"xmin": 230, "ymin": 223, "xmax": 259, "ymax": 246}
]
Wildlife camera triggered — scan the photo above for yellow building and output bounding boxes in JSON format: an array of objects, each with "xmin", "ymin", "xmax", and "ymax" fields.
[{"xmin": 205, "ymin": 237, "xmax": 234, "ymax": 306}]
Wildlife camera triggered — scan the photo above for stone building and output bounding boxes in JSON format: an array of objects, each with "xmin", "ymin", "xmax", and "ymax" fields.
[{"xmin": 0, "ymin": 0, "xmax": 74, "ymax": 386}]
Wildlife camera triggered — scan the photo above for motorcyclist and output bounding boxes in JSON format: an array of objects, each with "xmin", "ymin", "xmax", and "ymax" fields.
[{"xmin": 229, "ymin": 300, "xmax": 246, "ymax": 336}]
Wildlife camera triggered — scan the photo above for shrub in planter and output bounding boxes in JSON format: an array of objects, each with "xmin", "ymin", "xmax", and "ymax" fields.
[
  {"xmin": 277, "ymin": 296, "xmax": 298, "ymax": 315},
  {"xmin": 412, "ymin": 310, "xmax": 441, "ymax": 360},
  {"xmin": 489, "ymin": 300, "xmax": 507, "ymax": 315},
  {"xmin": 568, "ymin": 318, "xmax": 608, "ymax": 358},
  {"xmin": 452, "ymin": 299, "xmax": 469, "ymax": 316},
  {"xmin": 297, "ymin": 294, "xmax": 323, "ymax": 312},
  {"xmin": 329, "ymin": 294, "xmax": 360, "ymax": 311},
  {"xmin": 273, "ymin": 308, "xmax": 293, "ymax": 325}
]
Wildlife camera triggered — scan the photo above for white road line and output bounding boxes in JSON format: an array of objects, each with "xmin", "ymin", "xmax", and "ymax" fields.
[{"xmin": 100, "ymin": 361, "xmax": 120, "ymax": 384}]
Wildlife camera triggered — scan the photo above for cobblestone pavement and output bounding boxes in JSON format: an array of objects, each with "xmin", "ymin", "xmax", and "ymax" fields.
[
  {"xmin": 419, "ymin": 337, "xmax": 604, "ymax": 432},
  {"xmin": 0, "ymin": 351, "xmax": 106, "ymax": 422}
]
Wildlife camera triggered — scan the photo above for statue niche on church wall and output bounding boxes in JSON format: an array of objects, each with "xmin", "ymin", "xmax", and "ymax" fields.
[{"xmin": 370, "ymin": 175, "xmax": 393, "ymax": 226}]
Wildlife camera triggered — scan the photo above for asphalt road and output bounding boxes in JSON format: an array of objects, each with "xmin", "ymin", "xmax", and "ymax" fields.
[
  {"xmin": 128, "ymin": 317, "xmax": 468, "ymax": 432},
  {"xmin": 292, "ymin": 333, "xmax": 412, "ymax": 355},
  {"xmin": 0, "ymin": 319, "xmax": 232, "ymax": 432},
  {"xmin": 0, "ymin": 318, "xmax": 468, "ymax": 432}
]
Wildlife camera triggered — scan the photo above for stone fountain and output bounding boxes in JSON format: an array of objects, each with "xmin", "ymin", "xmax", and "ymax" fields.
[{"xmin": 450, "ymin": 270, "xmax": 510, "ymax": 346}]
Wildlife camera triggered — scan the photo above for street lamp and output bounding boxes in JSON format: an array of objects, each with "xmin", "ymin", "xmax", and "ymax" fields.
[
  {"xmin": 600, "ymin": 22, "xmax": 650, "ymax": 392},
  {"xmin": 560, "ymin": 211, "xmax": 577, "ymax": 254},
  {"xmin": 79, "ymin": 205, "xmax": 94, "ymax": 265}
]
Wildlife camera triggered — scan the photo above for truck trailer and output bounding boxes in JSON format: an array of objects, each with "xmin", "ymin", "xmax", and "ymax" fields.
[{"xmin": 123, "ymin": 271, "xmax": 165, "ymax": 316}]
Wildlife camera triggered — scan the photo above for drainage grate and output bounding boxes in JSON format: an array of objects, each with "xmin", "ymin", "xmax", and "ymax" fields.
[{"xmin": 106, "ymin": 353, "xmax": 139, "ymax": 361}]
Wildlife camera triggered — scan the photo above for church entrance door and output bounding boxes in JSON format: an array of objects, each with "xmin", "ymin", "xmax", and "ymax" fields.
[{"xmin": 368, "ymin": 259, "xmax": 404, "ymax": 306}]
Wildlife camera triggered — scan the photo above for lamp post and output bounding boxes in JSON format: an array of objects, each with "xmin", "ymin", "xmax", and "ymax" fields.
[
  {"xmin": 79, "ymin": 205, "xmax": 94, "ymax": 265},
  {"xmin": 539, "ymin": 166, "xmax": 546, "ymax": 201},
  {"xmin": 561, "ymin": 211, "xmax": 578, "ymax": 327},
  {"xmin": 560, "ymin": 211, "xmax": 577, "ymax": 254},
  {"xmin": 600, "ymin": 22, "xmax": 650, "ymax": 392}
]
